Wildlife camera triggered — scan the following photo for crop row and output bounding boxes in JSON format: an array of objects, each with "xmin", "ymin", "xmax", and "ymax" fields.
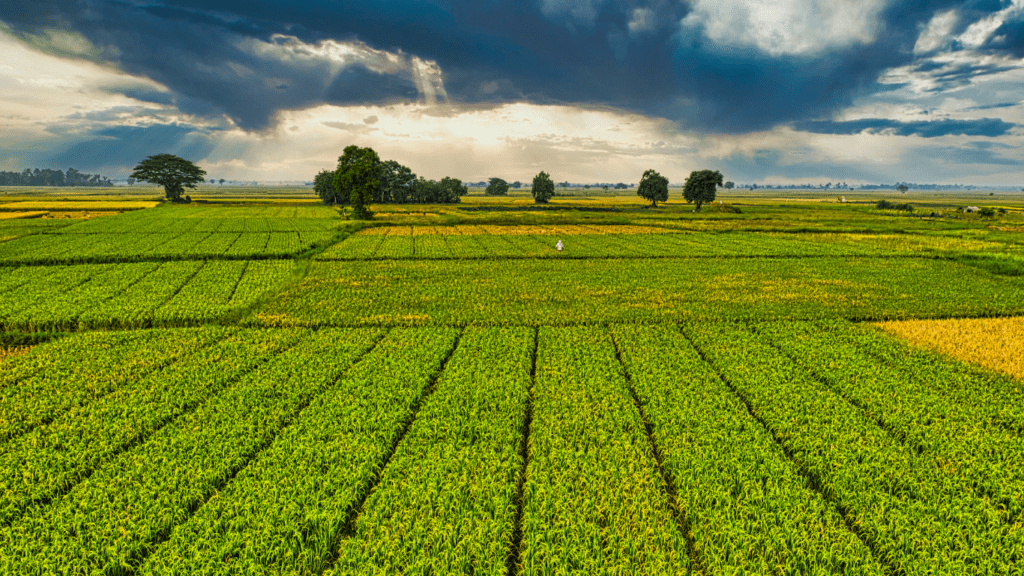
[
  {"xmin": 355, "ymin": 224, "xmax": 674, "ymax": 236},
  {"xmin": 0, "ymin": 260, "xmax": 295, "ymax": 331},
  {"xmin": 0, "ymin": 327, "xmax": 303, "ymax": 525},
  {"xmin": 329, "ymin": 326, "xmax": 533, "ymax": 575},
  {"xmin": 256, "ymin": 257, "xmax": 1024, "ymax": 326},
  {"xmin": 0, "ymin": 327, "xmax": 383, "ymax": 574},
  {"xmin": 139, "ymin": 327, "xmax": 461, "ymax": 574},
  {"xmin": 0, "ymin": 327, "xmax": 225, "ymax": 444},
  {"xmin": 757, "ymin": 321, "xmax": 1024, "ymax": 516},
  {"xmin": 318, "ymin": 230, "xmax": 897, "ymax": 260},
  {"xmin": 0, "ymin": 230, "xmax": 336, "ymax": 264},
  {"xmin": 2, "ymin": 322, "xmax": 1022, "ymax": 573},
  {"xmin": 685, "ymin": 321, "xmax": 1024, "ymax": 573},
  {"xmin": 518, "ymin": 326, "xmax": 690, "ymax": 574},
  {"xmin": 611, "ymin": 323, "xmax": 881, "ymax": 573}
]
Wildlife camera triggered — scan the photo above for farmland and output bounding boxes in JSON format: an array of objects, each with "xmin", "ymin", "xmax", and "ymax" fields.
[{"xmin": 1, "ymin": 188, "xmax": 1024, "ymax": 574}]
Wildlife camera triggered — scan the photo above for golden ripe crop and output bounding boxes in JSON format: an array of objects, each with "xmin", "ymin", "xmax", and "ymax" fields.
[{"xmin": 875, "ymin": 317, "xmax": 1024, "ymax": 379}]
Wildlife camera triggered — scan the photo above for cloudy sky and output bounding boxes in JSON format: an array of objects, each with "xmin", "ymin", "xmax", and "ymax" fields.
[{"xmin": 1, "ymin": 0, "xmax": 1023, "ymax": 185}]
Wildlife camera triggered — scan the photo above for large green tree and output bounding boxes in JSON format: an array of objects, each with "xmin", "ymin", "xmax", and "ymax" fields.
[
  {"xmin": 636, "ymin": 169, "xmax": 669, "ymax": 206},
  {"xmin": 683, "ymin": 169, "xmax": 723, "ymax": 211},
  {"xmin": 485, "ymin": 177, "xmax": 509, "ymax": 196},
  {"xmin": 314, "ymin": 169, "xmax": 342, "ymax": 205},
  {"xmin": 130, "ymin": 154, "xmax": 206, "ymax": 202},
  {"xmin": 531, "ymin": 171, "xmax": 555, "ymax": 204},
  {"xmin": 332, "ymin": 145, "xmax": 381, "ymax": 219},
  {"xmin": 379, "ymin": 160, "xmax": 417, "ymax": 203}
]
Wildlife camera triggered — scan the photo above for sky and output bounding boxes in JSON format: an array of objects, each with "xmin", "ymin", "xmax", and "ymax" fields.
[{"xmin": 1, "ymin": 0, "xmax": 1023, "ymax": 186}]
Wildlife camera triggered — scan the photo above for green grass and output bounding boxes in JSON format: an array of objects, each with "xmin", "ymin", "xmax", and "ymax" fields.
[{"xmin": 2, "ymin": 192, "xmax": 1024, "ymax": 574}]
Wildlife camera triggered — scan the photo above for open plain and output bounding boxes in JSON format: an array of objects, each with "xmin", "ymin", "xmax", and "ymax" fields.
[{"xmin": 1, "ymin": 187, "xmax": 1024, "ymax": 574}]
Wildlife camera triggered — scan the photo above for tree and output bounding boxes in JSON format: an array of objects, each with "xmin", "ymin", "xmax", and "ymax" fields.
[
  {"xmin": 485, "ymin": 177, "xmax": 509, "ymax": 196},
  {"xmin": 440, "ymin": 177, "xmax": 468, "ymax": 203},
  {"xmin": 636, "ymin": 169, "xmax": 669, "ymax": 207},
  {"xmin": 682, "ymin": 169, "xmax": 723, "ymax": 211},
  {"xmin": 219, "ymin": 178, "xmax": 225, "ymax": 184},
  {"xmin": 126, "ymin": 177, "xmax": 136, "ymax": 186},
  {"xmin": 314, "ymin": 169, "xmax": 342, "ymax": 205},
  {"xmin": 723, "ymin": 181, "xmax": 735, "ymax": 189},
  {"xmin": 510, "ymin": 181, "xmax": 522, "ymax": 189},
  {"xmin": 130, "ymin": 154, "xmax": 206, "ymax": 202},
  {"xmin": 531, "ymin": 171, "xmax": 555, "ymax": 203},
  {"xmin": 897, "ymin": 184, "xmax": 909, "ymax": 194},
  {"xmin": 614, "ymin": 182, "xmax": 629, "ymax": 189},
  {"xmin": 379, "ymin": 160, "xmax": 416, "ymax": 203},
  {"xmin": 332, "ymin": 145, "xmax": 381, "ymax": 219}
]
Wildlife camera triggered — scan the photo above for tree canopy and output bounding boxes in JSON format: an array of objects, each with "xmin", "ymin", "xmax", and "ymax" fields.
[
  {"xmin": 130, "ymin": 154, "xmax": 206, "ymax": 202},
  {"xmin": 636, "ymin": 169, "xmax": 669, "ymax": 206},
  {"xmin": 379, "ymin": 160, "xmax": 417, "ymax": 203},
  {"xmin": 411, "ymin": 176, "xmax": 468, "ymax": 204},
  {"xmin": 314, "ymin": 147, "xmax": 464, "ymax": 206},
  {"xmin": 332, "ymin": 145, "xmax": 381, "ymax": 219},
  {"xmin": 314, "ymin": 169, "xmax": 342, "ymax": 205},
  {"xmin": 485, "ymin": 177, "xmax": 509, "ymax": 196},
  {"xmin": 682, "ymin": 169, "xmax": 723, "ymax": 211},
  {"xmin": 531, "ymin": 171, "xmax": 555, "ymax": 204}
]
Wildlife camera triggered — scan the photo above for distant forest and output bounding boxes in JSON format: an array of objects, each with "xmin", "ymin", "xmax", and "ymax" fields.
[{"xmin": 0, "ymin": 168, "xmax": 113, "ymax": 187}]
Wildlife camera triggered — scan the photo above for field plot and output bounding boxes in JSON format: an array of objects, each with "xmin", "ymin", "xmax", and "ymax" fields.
[
  {"xmin": 320, "ymin": 225, "xmax": 1022, "ymax": 260},
  {"xmin": 0, "ymin": 230, "xmax": 337, "ymax": 264},
  {"xmin": 3, "ymin": 194, "xmax": 1024, "ymax": 574},
  {"xmin": 0, "ymin": 260, "xmax": 295, "ymax": 330},
  {"xmin": 0, "ymin": 204, "xmax": 344, "ymax": 264},
  {"xmin": 256, "ymin": 256, "xmax": 1024, "ymax": 326},
  {"xmin": 56, "ymin": 204, "xmax": 341, "ymax": 234},
  {"xmin": 1, "ymin": 322, "xmax": 1022, "ymax": 574}
]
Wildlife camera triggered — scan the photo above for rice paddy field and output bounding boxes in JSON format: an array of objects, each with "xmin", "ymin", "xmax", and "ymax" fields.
[{"xmin": 2, "ymin": 187, "xmax": 1024, "ymax": 575}]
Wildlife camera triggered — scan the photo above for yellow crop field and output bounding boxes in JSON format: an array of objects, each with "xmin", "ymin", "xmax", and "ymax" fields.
[
  {"xmin": 875, "ymin": 316, "xmax": 1024, "ymax": 379},
  {"xmin": 0, "ymin": 200, "xmax": 159, "ymax": 211},
  {"xmin": 0, "ymin": 212, "xmax": 47, "ymax": 220}
]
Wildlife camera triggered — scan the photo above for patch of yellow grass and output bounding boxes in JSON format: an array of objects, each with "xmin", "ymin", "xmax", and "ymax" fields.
[
  {"xmin": 875, "ymin": 317, "xmax": 1024, "ymax": 379},
  {"xmin": 0, "ymin": 346, "xmax": 32, "ymax": 362},
  {"xmin": 0, "ymin": 211, "xmax": 47, "ymax": 219},
  {"xmin": 1, "ymin": 201, "xmax": 158, "ymax": 210}
]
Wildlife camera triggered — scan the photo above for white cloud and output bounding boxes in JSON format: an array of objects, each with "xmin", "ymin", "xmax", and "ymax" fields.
[
  {"xmin": 958, "ymin": 0, "xmax": 1024, "ymax": 48},
  {"xmin": 238, "ymin": 34, "xmax": 448, "ymax": 104},
  {"xmin": 682, "ymin": 0, "xmax": 889, "ymax": 56},
  {"xmin": 628, "ymin": 8, "xmax": 656, "ymax": 35},
  {"xmin": 914, "ymin": 10, "xmax": 958, "ymax": 55}
]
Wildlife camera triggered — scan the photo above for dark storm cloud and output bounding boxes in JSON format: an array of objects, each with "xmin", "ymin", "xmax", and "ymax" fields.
[
  {"xmin": 47, "ymin": 123, "xmax": 218, "ymax": 171},
  {"xmin": 793, "ymin": 117, "xmax": 1016, "ymax": 138},
  {"xmin": 909, "ymin": 141, "xmax": 1022, "ymax": 166},
  {"xmin": 0, "ymin": 0, "xmax": 1019, "ymax": 133}
]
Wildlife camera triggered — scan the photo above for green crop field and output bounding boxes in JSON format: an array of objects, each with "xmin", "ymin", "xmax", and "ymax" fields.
[{"xmin": 2, "ymin": 188, "xmax": 1024, "ymax": 574}]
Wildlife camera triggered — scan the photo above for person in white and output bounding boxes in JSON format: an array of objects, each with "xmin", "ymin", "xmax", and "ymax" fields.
[{"xmin": 555, "ymin": 239, "xmax": 563, "ymax": 251}]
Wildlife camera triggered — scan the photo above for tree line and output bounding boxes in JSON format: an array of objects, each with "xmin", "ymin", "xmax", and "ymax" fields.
[
  {"xmin": 314, "ymin": 146, "xmax": 468, "ymax": 218},
  {"xmin": 0, "ymin": 168, "xmax": 113, "ymax": 187},
  {"xmin": 314, "ymin": 146, "xmax": 727, "ymax": 219}
]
